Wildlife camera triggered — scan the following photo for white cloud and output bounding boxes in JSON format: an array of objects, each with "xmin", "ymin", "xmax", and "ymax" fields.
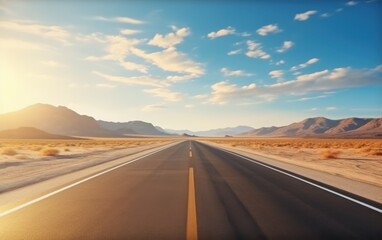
[
  {"xmin": 290, "ymin": 95, "xmax": 328, "ymax": 102},
  {"xmin": 93, "ymin": 71, "xmax": 164, "ymax": 87},
  {"xmin": 256, "ymin": 24, "xmax": 280, "ymax": 36},
  {"xmin": 209, "ymin": 81, "xmax": 257, "ymax": 104},
  {"xmin": 76, "ymin": 32, "xmax": 106, "ymax": 43},
  {"xmin": 346, "ymin": 1, "xmax": 358, "ymax": 6},
  {"xmin": 228, "ymin": 49, "xmax": 242, "ymax": 56},
  {"xmin": 245, "ymin": 40, "xmax": 270, "ymax": 60},
  {"xmin": 291, "ymin": 58, "xmax": 319, "ymax": 71},
  {"xmin": 120, "ymin": 29, "xmax": 141, "ymax": 35},
  {"xmin": 321, "ymin": 13, "xmax": 331, "ymax": 18},
  {"xmin": 119, "ymin": 61, "xmax": 149, "ymax": 74},
  {"xmin": 207, "ymin": 27, "xmax": 235, "ymax": 39},
  {"xmin": 221, "ymin": 68, "xmax": 253, "ymax": 77},
  {"xmin": 86, "ymin": 35, "xmax": 143, "ymax": 62},
  {"xmin": 148, "ymin": 27, "xmax": 190, "ymax": 48},
  {"xmin": 131, "ymin": 47, "xmax": 204, "ymax": 76},
  {"xmin": 326, "ymin": 106, "xmax": 337, "ymax": 111},
  {"xmin": 275, "ymin": 60, "xmax": 285, "ymax": 66},
  {"xmin": 92, "ymin": 16, "xmax": 144, "ymax": 24},
  {"xmin": 277, "ymin": 41, "xmax": 294, "ymax": 53},
  {"xmin": 269, "ymin": 70, "xmax": 284, "ymax": 79},
  {"xmin": 205, "ymin": 65, "xmax": 382, "ymax": 105},
  {"xmin": 185, "ymin": 104, "xmax": 194, "ymax": 108},
  {"xmin": 144, "ymin": 88, "xmax": 182, "ymax": 102},
  {"xmin": 0, "ymin": 20, "xmax": 70, "ymax": 44},
  {"xmin": 166, "ymin": 74, "xmax": 199, "ymax": 83},
  {"xmin": 294, "ymin": 10, "xmax": 317, "ymax": 21},
  {"xmin": 142, "ymin": 103, "xmax": 167, "ymax": 112}
]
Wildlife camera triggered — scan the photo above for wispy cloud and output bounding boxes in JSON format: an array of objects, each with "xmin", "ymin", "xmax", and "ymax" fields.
[
  {"xmin": 120, "ymin": 28, "xmax": 141, "ymax": 35},
  {"xmin": 294, "ymin": 10, "xmax": 317, "ymax": 21},
  {"xmin": 277, "ymin": 41, "xmax": 294, "ymax": 53},
  {"xmin": 326, "ymin": 106, "xmax": 337, "ymax": 111},
  {"xmin": 275, "ymin": 60, "xmax": 285, "ymax": 66},
  {"xmin": 208, "ymin": 81, "xmax": 257, "ymax": 104},
  {"xmin": 256, "ymin": 24, "xmax": 281, "ymax": 36},
  {"xmin": 289, "ymin": 95, "xmax": 328, "ymax": 102},
  {"xmin": 148, "ymin": 26, "xmax": 190, "ymax": 48},
  {"xmin": 291, "ymin": 58, "xmax": 319, "ymax": 71},
  {"xmin": 131, "ymin": 47, "xmax": 204, "ymax": 76},
  {"xmin": 93, "ymin": 71, "xmax": 164, "ymax": 87},
  {"xmin": 269, "ymin": 70, "xmax": 284, "ymax": 80},
  {"xmin": 119, "ymin": 61, "xmax": 149, "ymax": 74},
  {"xmin": 207, "ymin": 26, "xmax": 235, "ymax": 39},
  {"xmin": 142, "ymin": 103, "xmax": 167, "ymax": 112},
  {"xmin": 227, "ymin": 49, "xmax": 242, "ymax": 56},
  {"xmin": 221, "ymin": 67, "xmax": 253, "ymax": 77},
  {"xmin": 144, "ymin": 88, "xmax": 182, "ymax": 101},
  {"xmin": 245, "ymin": 40, "xmax": 270, "ymax": 60},
  {"xmin": 205, "ymin": 65, "xmax": 382, "ymax": 104},
  {"xmin": 85, "ymin": 35, "xmax": 143, "ymax": 62},
  {"xmin": 346, "ymin": 1, "xmax": 358, "ymax": 6},
  {"xmin": 92, "ymin": 16, "xmax": 144, "ymax": 24},
  {"xmin": 0, "ymin": 20, "xmax": 70, "ymax": 44}
]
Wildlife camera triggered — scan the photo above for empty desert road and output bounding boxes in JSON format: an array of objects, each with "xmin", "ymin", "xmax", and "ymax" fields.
[{"xmin": 1, "ymin": 141, "xmax": 381, "ymax": 239}]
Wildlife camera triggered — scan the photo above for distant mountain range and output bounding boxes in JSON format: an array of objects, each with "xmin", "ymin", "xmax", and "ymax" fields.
[
  {"xmin": 0, "ymin": 103, "xmax": 380, "ymax": 138},
  {"xmin": 242, "ymin": 117, "xmax": 382, "ymax": 137},
  {"xmin": 0, "ymin": 127, "xmax": 80, "ymax": 139},
  {"xmin": 0, "ymin": 104, "xmax": 167, "ymax": 137},
  {"xmin": 165, "ymin": 126, "xmax": 254, "ymax": 137},
  {"xmin": 98, "ymin": 120, "xmax": 166, "ymax": 136}
]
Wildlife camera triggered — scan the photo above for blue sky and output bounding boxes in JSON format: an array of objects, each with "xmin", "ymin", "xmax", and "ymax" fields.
[{"xmin": 0, "ymin": 0, "xmax": 381, "ymax": 130}]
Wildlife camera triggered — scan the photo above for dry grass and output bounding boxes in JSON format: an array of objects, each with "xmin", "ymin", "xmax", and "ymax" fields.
[
  {"xmin": 320, "ymin": 149, "xmax": 341, "ymax": 159},
  {"xmin": 1, "ymin": 148, "xmax": 17, "ymax": 156},
  {"xmin": 0, "ymin": 138, "xmax": 171, "ymax": 161},
  {"xmin": 203, "ymin": 137, "xmax": 382, "ymax": 187},
  {"xmin": 40, "ymin": 148, "xmax": 60, "ymax": 156}
]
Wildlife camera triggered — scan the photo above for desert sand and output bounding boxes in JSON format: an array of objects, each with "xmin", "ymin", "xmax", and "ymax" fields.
[{"xmin": 0, "ymin": 138, "xmax": 174, "ymax": 192}]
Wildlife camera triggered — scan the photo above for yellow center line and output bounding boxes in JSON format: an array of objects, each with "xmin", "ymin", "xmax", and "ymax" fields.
[{"xmin": 187, "ymin": 167, "xmax": 198, "ymax": 240}]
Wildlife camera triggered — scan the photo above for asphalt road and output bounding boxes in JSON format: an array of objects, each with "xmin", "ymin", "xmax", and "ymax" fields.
[{"xmin": 0, "ymin": 141, "xmax": 381, "ymax": 239}]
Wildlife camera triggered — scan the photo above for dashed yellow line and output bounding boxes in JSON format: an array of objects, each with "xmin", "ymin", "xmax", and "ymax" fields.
[{"xmin": 187, "ymin": 167, "xmax": 198, "ymax": 240}]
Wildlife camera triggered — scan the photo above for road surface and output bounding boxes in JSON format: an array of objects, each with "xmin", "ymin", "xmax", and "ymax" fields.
[{"xmin": 1, "ymin": 141, "xmax": 381, "ymax": 239}]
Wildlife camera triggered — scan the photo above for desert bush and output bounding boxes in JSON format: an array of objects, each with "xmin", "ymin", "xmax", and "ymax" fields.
[
  {"xmin": 320, "ymin": 149, "xmax": 341, "ymax": 159},
  {"xmin": 2, "ymin": 148, "xmax": 17, "ymax": 156},
  {"xmin": 41, "ymin": 148, "xmax": 60, "ymax": 156}
]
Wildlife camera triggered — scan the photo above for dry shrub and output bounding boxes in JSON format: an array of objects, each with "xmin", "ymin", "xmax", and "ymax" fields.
[
  {"xmin": 41, "ymin": 148, "xmax": 60, "ymax": 156},
  {"xmin": 64, "ymin": 148, "xmax": 70, "ymax": 152},
  {"xmin": 2, "ymin": 148, "xmax": 17, "ymax": 156},
  {"xmin": 16, "ymin": 155, "xmax": 27, "ymax": 160},
  {"xmin": 320, "ymin": 149, "xmax": 341, "ymax": 159},
  {"xmin": 369, "ymin": 149, "xmax": 382, "ymax": 156}
]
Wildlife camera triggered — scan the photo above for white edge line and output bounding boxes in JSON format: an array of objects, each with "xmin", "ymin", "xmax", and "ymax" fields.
[
  {"xmin": 0, "ymin": 144, "xmax": 174, "ymax": 218},
  {"xmin": 207, "ymin": 143, "xmax": 382, "ymax": 214}
]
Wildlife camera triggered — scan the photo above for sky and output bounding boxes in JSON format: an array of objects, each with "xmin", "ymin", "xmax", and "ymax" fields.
[{"xmin": 0, "ymin": 0, "xmax": 381, "ymax": 131}]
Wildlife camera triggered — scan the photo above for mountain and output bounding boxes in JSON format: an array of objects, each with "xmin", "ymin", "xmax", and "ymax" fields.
[
  {"xmin": 0, "ymin": 127, "xmax": 79, "ymax": 139},
  {"xmin": 243, "ymin": 117, "xmax": 382, "ymax": 137},
  {"xmin": 165, "ymin": 126, "xmax": 254, "ymax": 137},
  {"xmin": 0, "ymin": 104, "xmax": 117, "ymax": 137},
  {"xmin": 98, "ymin": 120, "xmax": 168, "ymax": 136}
]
